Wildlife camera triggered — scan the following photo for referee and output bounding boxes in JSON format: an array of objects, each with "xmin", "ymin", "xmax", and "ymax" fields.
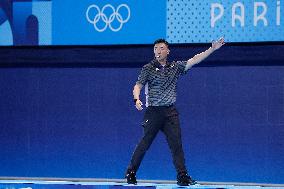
[{"xmin": 125, "ymin": 38, "xmax": 225, "ymax": 186}]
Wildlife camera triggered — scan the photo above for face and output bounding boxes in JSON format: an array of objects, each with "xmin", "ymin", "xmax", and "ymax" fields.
[{"xmin": 154, "ymin": 42, "xmax": 169, "ymax": 63}]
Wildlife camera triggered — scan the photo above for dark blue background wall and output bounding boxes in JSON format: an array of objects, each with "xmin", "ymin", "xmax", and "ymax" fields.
[{"xmin": 0, "ymin": 44, "xmax": 283, "ymax": 184}]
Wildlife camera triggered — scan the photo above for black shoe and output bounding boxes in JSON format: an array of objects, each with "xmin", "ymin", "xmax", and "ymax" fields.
[
  {"xmin": 125, "ymin": 171, "xmax": 137, "ymax": 185},
  {"xmin": 177, "ymin": 172, "xmax": 197, "ymax": 186}
]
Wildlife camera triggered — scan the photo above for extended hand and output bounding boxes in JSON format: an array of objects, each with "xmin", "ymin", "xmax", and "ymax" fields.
[
  {"xmin": 212, "ymin": 37, "xmax": 225, "ymax": 51},
  {"xmin": 135, "ymin": 99, "xmax": 143, "ymax": 111}
]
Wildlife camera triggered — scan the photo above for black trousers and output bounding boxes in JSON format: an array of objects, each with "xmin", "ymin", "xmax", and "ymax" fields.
[{"xmin": 127, "ymin": 105, "xmax": 188, "ymax": 174}]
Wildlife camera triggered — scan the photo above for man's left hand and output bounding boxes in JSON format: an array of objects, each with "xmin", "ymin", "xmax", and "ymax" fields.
[{"xmin": 212, "ymin": 37, "xmax": 225, "ymax": 51}]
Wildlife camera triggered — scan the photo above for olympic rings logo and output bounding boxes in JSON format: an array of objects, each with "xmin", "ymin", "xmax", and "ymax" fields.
[{"xmin": 86, "ymin": 4, "xmax": 131, "ymax": 32}]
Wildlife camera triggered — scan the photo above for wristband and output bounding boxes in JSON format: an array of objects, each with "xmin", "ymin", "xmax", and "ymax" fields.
[{"xmin": 134, "ymin": 99, "xmax": 138, "ymax": 104}]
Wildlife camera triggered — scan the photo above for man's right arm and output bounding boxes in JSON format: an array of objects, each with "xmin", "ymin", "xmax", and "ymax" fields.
[{"xmin": 133, "ymin": 83, "xmax": 143, "ymax": 110}]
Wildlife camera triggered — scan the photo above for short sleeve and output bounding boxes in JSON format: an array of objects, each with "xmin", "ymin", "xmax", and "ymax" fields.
[
  {"xmin": 176, "ymin": 61, "xmax": 188, "ymax": 75},
  {"xmin": 136, "ymin": 65, "xmax": 149, "ymax": 86}
]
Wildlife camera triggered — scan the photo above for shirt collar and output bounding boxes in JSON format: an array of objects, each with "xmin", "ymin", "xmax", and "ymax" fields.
[{"xmin": 151, "ymin": 59, "xmax": 171, "ymax": 69}]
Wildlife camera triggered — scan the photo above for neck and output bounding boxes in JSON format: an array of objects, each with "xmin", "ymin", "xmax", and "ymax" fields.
[{"xmin": 158, "ymin": 59, "xmax": 167, "ymax": 65}]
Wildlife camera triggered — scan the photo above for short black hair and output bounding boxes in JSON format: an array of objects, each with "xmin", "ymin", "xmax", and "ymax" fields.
[{"xmin": 154, "ymin": 38, "xmax": 169, "ymax": 47}]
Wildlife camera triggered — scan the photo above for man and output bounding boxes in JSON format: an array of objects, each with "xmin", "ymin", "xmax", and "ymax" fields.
[{"xmin": 125, "ymin": 38, "xmax": 225, "ymax": 186}]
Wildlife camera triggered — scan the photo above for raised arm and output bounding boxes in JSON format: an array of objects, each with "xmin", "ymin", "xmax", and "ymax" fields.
[{"xmin": 185, "ymin": 37, "xmax": 225, "ymax": 71}]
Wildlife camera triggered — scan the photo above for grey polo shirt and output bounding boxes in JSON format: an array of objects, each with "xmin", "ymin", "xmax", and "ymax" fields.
[{"xmin": 136, "ymin": 59, "xmax": 188, "ymax": 107}]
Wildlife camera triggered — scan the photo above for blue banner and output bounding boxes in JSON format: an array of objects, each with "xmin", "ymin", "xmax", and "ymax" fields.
[
  {"xmin": 167, "ymin": 0, "xmax": 284, "ymax": 43},
  {"xmin": 52, "ymin": 0, "xmax": 166, "ymax": 45},
  {"xmin": 0, "ymin": 0, "xmax": 284, "ymax": 45}
]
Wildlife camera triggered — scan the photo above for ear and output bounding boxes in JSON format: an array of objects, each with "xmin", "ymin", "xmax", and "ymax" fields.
[{"xmin": 167, "ymin": 50, "xmax": 170, "ymax": 54}]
